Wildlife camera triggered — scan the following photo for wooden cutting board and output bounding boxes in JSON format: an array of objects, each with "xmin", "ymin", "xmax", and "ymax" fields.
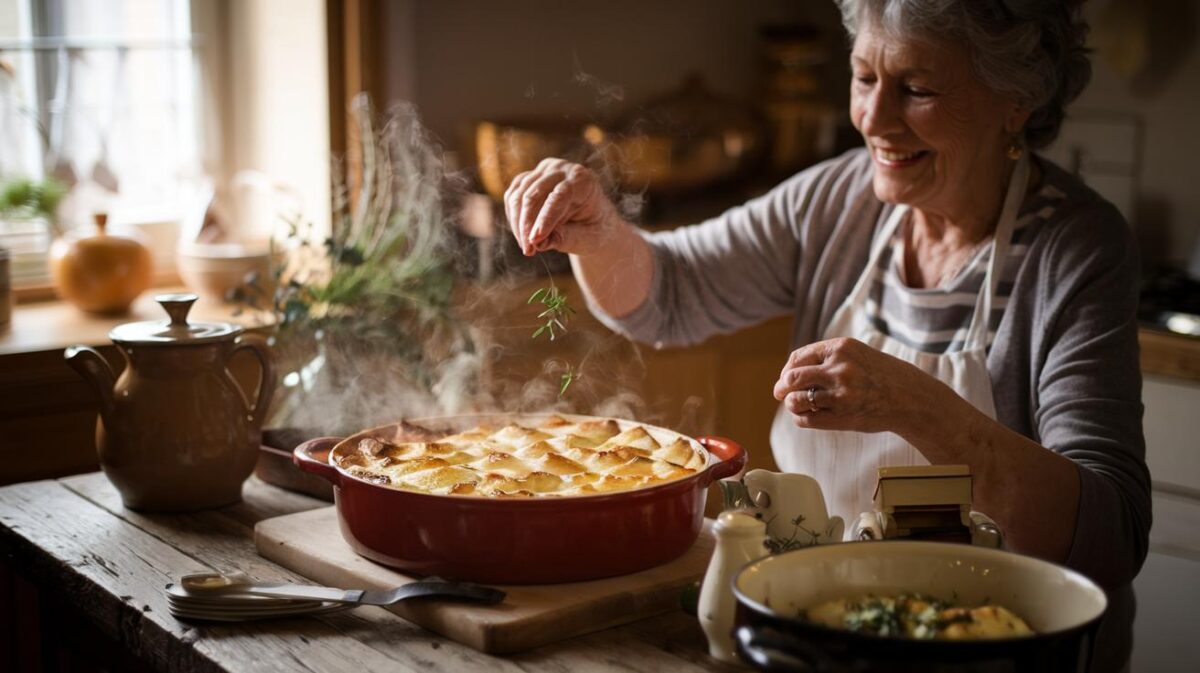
[{"xmin": 254, "ymin": 506, "xmax": 715, "ymax": 654}]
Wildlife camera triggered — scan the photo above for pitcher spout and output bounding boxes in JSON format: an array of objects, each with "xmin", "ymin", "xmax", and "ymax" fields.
[{"xmin": 65, "ymin": 345, "xmax": 117, "ymax": 423}]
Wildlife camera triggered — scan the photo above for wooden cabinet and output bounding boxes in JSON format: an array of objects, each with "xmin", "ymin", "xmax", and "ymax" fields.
[{"xmin": 0, "ymin": 348, "xmax": 118, "ymax": 485}]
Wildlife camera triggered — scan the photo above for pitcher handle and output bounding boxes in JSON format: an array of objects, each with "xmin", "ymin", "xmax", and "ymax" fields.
[{"xmin": 228, "ymin": 333, "xmax": 277, "ymax": 430}]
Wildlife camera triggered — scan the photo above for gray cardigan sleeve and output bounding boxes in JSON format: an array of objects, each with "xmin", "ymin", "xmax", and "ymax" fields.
[
  {"xmin": 1032, "ymin": 202, "xmax": 1151, "ymax": 589},
  {"xmin": 589, "ymin": 186, "xmax": 802, "ymax": 347},
  {"xmin": 589, "ymin": 152, "xmax": 869, "ymax": 347}
]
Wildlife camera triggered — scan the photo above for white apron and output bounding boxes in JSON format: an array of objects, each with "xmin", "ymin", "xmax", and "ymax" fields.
[{"xmin": 770, "ymin": 155, "xmax": 1029, "ymax": 531}]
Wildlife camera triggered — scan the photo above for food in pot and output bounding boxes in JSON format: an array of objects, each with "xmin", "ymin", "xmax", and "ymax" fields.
[
  {"xmin": 330, "ymin": 416, "xmax": 707, "ymax": 497},
  {"xmin": 802, "ymin": 594, "xmax": 1033, "ymax": 640}
]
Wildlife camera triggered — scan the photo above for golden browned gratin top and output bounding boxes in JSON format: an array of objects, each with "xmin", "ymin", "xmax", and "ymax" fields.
[
  {"xmin": 330, "ymin": 416, "xmax": 707, "ymax": 497},
  {"xmin": 804, "ymin": 594, "xmax": 1034, "ymax": 640}
]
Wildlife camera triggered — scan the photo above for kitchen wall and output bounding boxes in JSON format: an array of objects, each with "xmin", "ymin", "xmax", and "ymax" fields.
[
  {"xmin": 393, "ymin": 0, "xmax": 847, "ymax": 168},
  {"xmin": 1055, "ymin": 0, "xmax": 1200, "ymax": 272},
  {"xmin": 193, "ymin": 0, "xmax": 331, "ymax": 239},
  {"xmin": 385, "ymin": 0, "xmax": 1200, "ymax": 274}
]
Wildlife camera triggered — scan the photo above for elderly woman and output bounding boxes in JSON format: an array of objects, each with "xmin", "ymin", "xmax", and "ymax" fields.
[{"xmin": 506, "ymin": 1, "xmax": 1148, "ymax": 667}]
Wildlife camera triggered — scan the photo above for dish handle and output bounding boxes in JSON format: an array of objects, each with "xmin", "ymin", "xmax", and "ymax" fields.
[
  {"xmin": 698, "ymin": 436, "xmax": 747, "ymax": 483},
  {"xmin": 293, "ymin": 437, "xmax": 343, "ymax": 484},
  {"xmin": 735, "ymin": 625, "xmax": 841, "ymax": 673}
]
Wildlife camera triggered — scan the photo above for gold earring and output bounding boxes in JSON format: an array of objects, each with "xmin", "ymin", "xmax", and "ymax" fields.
[{"xmin": 1006, "ymin": 139, "xmax": 1024, "ymax": 160}]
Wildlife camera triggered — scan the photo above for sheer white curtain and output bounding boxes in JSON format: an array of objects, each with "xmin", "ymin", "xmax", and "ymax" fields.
[
  {"xmin": 0, "ymin": 0, "xmax": 203, "ymax": 287},
  {"xmin": 1, "ymin": 0, "xmax": 330, "ymax": 290}
]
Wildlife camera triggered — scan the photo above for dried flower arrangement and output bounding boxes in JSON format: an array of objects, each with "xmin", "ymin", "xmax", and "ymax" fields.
[{"xmin": 245, "ymin": 95, "xmax": 478, "ymax": 435}]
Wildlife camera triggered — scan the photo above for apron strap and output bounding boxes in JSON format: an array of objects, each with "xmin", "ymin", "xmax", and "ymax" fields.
[
  {"xmin": 840, "ymin": 203, "xmax": 910, "ymax": 310},
  {"xmin": 964, "ymin": 154, "xmax": 1029, "ymax": 350}
]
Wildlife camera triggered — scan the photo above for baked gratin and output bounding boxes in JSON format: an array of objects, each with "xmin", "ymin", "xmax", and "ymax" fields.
[{"xmin": 330, "ymin": 415, "xmax": 708, "ymax": 497}]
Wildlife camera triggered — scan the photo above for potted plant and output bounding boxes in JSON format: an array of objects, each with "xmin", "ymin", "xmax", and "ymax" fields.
[
  {"xmin": 0, "ymin": 177, "xmax": 67, "ymax": 234},
  {"xmin": 0, "ymin": 177, "xmax": 66, "ymax": 296}
]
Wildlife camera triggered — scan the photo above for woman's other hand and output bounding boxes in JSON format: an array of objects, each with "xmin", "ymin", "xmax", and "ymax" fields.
[
  {"xmin": 504, "ymin": 158, "xmax": 620, "ymax": 257},
  {"xmin": 773, "ymin": 337, "xmax": 950, "ymax": 439}
]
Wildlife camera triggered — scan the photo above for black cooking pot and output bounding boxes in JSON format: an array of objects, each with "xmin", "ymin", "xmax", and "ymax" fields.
[{"xmin": 732, "ymin": 541, "xmax": 1106, "ymax": 673}]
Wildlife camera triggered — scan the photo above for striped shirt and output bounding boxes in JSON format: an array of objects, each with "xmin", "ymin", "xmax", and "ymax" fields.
[{"xmin": 865, "ymin": 183, "xmax": 1067, "ymax": 354}]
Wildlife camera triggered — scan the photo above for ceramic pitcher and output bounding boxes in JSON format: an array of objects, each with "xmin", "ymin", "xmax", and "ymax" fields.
[
  {"xmin": 65, "ymin": 293, "xmax": 275, "ymax": 511},
  {"xmin": 701, "ymin": 470, "xmax": 843, "ymax": 664}
]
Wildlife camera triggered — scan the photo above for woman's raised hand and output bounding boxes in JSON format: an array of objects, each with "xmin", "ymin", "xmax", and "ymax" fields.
[{"xmin": 504, "ymin": 158, "xmax": 620, "ymax": 256}]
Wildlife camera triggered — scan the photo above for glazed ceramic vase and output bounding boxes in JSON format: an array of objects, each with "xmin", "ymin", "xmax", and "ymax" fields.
[{"xmin": 50, "ymin": 212, "xmax": 152, "ymax": 314}]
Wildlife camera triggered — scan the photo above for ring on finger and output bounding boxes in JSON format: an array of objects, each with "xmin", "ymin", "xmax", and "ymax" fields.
[{"xmin": 807, "ymin": 386, "xmax": 819, "ymax": 413}]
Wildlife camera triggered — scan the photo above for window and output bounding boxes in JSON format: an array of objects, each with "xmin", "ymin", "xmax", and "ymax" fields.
[{"xmin": 0, "ymin": 0, "xmax": 203, "ymax": 289}]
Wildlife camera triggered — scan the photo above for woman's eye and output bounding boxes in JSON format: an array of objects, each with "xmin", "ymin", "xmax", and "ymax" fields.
[
  {"xmin": 854, "ymin": 75, "xmax": 876, "ymax": 85},
  {"xmin": 904, "ymin": 85, "xmax": 934, "ymax": 98}
]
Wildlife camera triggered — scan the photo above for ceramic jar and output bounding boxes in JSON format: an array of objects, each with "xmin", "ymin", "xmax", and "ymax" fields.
[
  {"xmin": 698, "ymin": 511, "xmax": 768, "ymax": 664},
  {"xmin": 50, "ymin": 212, "xmax": 152, "ymax": 314},
  {"xmin": 65, "ymin": 293, "xmax": 276, "ymax": 511}
]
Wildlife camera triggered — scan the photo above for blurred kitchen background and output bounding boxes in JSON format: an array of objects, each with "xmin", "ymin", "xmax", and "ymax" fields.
[
  {"xmin": 1, "ymin": 1, "xmax": 1198, "ymax": 670},
  {"xmin": 3, "ymin": 0, "xmax": 1199, "ymax": 300}
]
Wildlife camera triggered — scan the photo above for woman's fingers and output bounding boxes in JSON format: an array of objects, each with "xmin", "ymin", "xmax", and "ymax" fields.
[
  {"xmin": 773, "ymin": 364, "xmax": 828, "ymax": 402},
  {"xmin": 531, "ymin": 167, "xmax": 587, "ymax": 246},
  {"xmin": 503, "ymin": 159, "xmax": 602, "ymax": 256},
  {"xmin": 783, "ymin": 386, "xmax": 835, "ymax": 415},
  {"xmin": 776, "ymin": 337, "xmax": 934, "ymax": 436},
  {"xmin": 502, "ymin": 171, "xmax": 525, "ymax": 239},
  {"xmin": 774, "ymin": 339, "xmax": 848, "ymax": 402},
  {"xmin": 517, "ymin": 171, "xmax": 569, "ymax": 253},
  {"xmin": 504, "ymin": 170, "xmax": 539, "ymax": 254},
  {"xmin": 784, "ymin": 338, "xmax": 851, "ymax": 370}
]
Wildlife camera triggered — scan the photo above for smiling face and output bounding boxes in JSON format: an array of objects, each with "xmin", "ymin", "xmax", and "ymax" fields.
[{"xmin": 849, "ymin": 20, "xmax": 1028, "ymax": 222}]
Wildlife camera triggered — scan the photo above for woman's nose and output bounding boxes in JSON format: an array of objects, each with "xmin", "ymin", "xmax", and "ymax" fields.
[{"xmin": 858, "ymin": 87, "xmax": 901, "ymax": 137}]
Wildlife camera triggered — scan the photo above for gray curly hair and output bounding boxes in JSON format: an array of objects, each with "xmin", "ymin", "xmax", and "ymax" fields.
[{"xmin": 835, "ymin": 0, "xmax": 1091, "ymax": 149}]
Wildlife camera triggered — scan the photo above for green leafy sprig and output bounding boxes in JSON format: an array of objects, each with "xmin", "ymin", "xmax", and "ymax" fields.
[
  {"xmin": 559, "ymin": 364, "xmax": 581, "ymax": 397},
  {"xmin": 527, "ymin": 284, "xmax": 576, "ymax": 341},
  {"xmin": 527, "ymin": 257, "xmax": 581, "ymax": 396}
]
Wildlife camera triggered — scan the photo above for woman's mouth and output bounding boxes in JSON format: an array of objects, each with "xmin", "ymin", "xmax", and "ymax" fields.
[{"xmin": 873, "ymin": 146, "xmax": 930, "ymax": 168}]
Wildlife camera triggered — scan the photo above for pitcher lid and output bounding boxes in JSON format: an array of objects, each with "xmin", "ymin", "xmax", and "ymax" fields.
[{"xmin": 109, "ymin": 293, "xmax": 242, "ymax": 345}]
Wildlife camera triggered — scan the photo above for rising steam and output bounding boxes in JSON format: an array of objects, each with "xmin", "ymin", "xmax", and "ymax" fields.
[{"xmin": 268, "ymin": 76, "xmax": 711, "ymax": 439}]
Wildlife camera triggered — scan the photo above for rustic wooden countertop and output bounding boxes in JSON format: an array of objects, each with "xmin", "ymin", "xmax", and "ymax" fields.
[
  {"xmin": 1138, "ymin": 327, "xmax": 1200, "ymax": 383},
  {"xmin": 0, "ymin": 472, "xmax": 732, "ymax": 673}
]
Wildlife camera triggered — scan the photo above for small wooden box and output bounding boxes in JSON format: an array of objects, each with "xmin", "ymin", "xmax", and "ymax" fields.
[{"xmin": 872, "ymin": 465, "xmax": 973, "ymax": 542}]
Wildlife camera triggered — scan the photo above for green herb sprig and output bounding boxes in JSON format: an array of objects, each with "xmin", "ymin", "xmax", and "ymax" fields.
[
  {"xmin": 559, "ymin": 365, "xmax": 581, "ymax": 397},
  {"xmin": 527, "ymin": 285, "xmax": 576, "ymax": 341},
  {"xmin": 528, "ymin": 257, "xmax": 581, "ymax": 396}
]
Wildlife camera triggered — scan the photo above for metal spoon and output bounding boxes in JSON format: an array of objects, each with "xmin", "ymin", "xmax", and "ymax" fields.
[{"xmin": 178, "ymin": 572, "xmax": 507, "ymax": 608}]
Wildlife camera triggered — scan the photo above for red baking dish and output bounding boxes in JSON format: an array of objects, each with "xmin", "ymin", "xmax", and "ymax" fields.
[{"xmin": 293, "ymin": 413, "xmax": 746, "ymax": 584}]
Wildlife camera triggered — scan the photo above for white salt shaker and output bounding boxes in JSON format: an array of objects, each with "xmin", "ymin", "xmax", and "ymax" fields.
[{"xmin": 698, "ymin": 510, "xmax": 768, "ymax": 665}]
